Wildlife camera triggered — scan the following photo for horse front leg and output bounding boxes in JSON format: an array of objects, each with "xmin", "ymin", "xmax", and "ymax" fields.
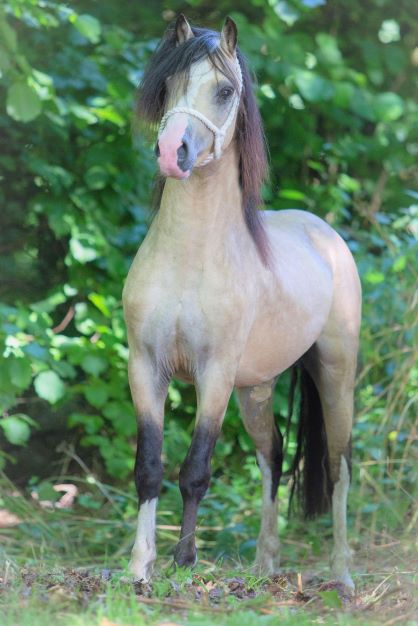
[
  {"xmin": 173, "ymin": 367, "xmax": 234, "ymax": 568},
  {"xmin": 128, "ymin": 354, "xmax": 167, "ymax": 582}
]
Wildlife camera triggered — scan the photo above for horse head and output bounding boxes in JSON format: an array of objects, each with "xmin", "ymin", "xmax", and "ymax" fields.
[{"xmin": 140, "ymin": 16, "xmax": 243, "ymax": 179}]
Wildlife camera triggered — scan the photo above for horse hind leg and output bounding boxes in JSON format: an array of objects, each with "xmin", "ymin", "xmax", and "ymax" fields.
[
  {"xmin": 303, "ymin": 334, "xmax": 358, "ymax": 591},
  {"xmin": 236, "ymin": 378, "xmax": 283, "ymax": 575}
]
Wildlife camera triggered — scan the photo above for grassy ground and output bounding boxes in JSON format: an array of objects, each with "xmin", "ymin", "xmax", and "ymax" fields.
[{"xmin": 1, "ymin": 475, "xmax": 416, "ymax": 626}]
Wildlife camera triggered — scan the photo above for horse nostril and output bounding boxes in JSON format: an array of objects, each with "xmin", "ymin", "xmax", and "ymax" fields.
[
  {"xmin": 177, "ymin": 140, "xmax": 188, "ymax": 163},
  {"xmin": 155, "ymin": 142, "xmax": 160, "ymax": 157}
]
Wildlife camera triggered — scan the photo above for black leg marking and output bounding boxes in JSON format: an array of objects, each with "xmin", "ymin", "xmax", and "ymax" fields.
[
  {"xmin": 135, "ymin": 420, "xmax": 163, "ymax": 505},
  {"xmin": 174, "ymin": 423, "xmax": 219, "ymax": 567},
  {"xmin": 270, "ymin": 426, "xmax": 284, "ymax": 501}
]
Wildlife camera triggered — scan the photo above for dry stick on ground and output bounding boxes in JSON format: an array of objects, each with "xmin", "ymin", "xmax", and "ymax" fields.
[
  {"xmin": 361, "ymin": 585, "xmax": 412, "ymax": 611},
  {"xmin": 58, "ymin": 444, "xmax": 124, "ymax": 517}
]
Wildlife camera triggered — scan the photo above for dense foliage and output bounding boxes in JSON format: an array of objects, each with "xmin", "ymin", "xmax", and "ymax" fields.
[{"xmin": 0, "ymin": 0, "xmax": 417, "ymax": 554}]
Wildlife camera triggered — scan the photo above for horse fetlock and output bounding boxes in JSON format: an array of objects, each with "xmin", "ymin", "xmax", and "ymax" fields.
[
  {"xmin": 255, "ymin": 536, "xmax": 281, "ymax": 575},
  {"xmin": 173, "ymin": 539, "xmax": 197, "ymax": 568},
  {"xmin": 331, "ymin": 548, "xmax": 354, "ymax": 591},
  {"xmin": 254, "ymin": 550, "xmax": 281, "ymax": 576},
  {"xmin": 129, "ymin": 545, "xmax": 156, "ymax": 582}
]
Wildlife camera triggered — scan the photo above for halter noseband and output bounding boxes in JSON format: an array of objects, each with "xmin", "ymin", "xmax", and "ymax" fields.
[{"xmin": 157, "ymin": 57, "xmax": 243, "ymax": 167}]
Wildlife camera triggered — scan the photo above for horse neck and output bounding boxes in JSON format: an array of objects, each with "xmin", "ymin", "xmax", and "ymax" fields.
[{"xmin": 155, "ymin": 144, "xmax": 248, "ymax": 258}]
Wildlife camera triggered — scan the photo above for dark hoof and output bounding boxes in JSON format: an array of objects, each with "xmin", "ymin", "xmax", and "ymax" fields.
[{"xmin": 173, "ymin": 543, "xmax": 197, "ymax": 568}]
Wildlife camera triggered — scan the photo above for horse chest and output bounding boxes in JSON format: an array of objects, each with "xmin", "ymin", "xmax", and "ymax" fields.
[{"xmin": 124, "ymin": 259, "xmax": 246, "ymax": 370}]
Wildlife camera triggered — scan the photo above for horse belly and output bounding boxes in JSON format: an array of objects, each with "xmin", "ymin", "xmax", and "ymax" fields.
[{"xmin": 235, "ymin": 294, "xmax": 331, "ymax": 387}]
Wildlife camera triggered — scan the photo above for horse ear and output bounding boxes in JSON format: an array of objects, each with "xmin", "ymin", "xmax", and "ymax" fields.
[
  {"xmin": 175, "ymin": 14, "xmax": 194, "ymax": 45},
  {"xmin": 220, "ymin": 16, "xmax": 238, "ymax": 56}
]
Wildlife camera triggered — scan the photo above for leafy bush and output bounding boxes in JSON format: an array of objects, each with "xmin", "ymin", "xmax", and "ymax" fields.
[{"xmin": 1, "ymin": 0, "xmax": 416, "ymax": 537}]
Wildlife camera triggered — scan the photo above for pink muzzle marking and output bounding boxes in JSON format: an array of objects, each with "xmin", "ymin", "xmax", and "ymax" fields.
[{"xmin": 157, "ymin": 115, "xmax": 189, "ymax": 179}]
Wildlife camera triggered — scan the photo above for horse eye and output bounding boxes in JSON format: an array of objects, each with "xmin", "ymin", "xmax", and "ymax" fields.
[{"xmin": 218, "ymin": 86, "xmax": 234, "ymax": 102}]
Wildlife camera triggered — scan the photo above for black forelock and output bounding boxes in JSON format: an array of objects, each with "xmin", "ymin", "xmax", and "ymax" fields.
[{"xmin": 137, "ymin": 25, "xmax": 241, "ymax": 125}]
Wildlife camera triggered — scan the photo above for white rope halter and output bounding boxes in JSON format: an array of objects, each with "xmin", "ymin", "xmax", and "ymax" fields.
[{"xmin": 157, "ymin": 57, "xmax": 243, "ymax": 167}]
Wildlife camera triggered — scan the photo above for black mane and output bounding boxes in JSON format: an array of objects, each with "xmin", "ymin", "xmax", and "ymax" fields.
[{"xmin": 136, "ymin": 23, "xmax": 270, "ymax": 266}]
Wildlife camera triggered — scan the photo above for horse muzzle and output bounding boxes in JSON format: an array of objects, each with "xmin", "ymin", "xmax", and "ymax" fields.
[{"xmin": 156, "ymin": 117, "xmax": 198, "ymax": 179}]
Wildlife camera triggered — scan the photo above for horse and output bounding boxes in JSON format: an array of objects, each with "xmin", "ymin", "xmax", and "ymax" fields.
[{"xmin": 123, "ymin": 15, "xmax": 361, "ymax": 590}]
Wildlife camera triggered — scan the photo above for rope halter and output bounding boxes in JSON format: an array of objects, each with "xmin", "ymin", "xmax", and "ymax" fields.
[{"xmin": 157, "ymin": 57, "xmax": 243, "ymax": 167}]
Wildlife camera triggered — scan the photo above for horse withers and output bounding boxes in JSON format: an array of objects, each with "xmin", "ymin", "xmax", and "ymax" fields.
[{"xmin": 123, "ymin": 15, "xmax": 361, "ymax": 589}]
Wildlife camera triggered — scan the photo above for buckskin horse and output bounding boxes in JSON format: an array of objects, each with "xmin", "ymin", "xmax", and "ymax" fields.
[{"xmin": 123, "ymin": 15, "xmax": 361, "ymax": 589}]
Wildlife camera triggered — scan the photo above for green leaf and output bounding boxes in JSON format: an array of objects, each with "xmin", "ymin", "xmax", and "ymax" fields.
[
  {"xmin": 69, "ymin": 237, "xmax": 99, "ymax": 263},
  {"xmin": 349, "ymin": 88, "xmax": 376, "ymax": 121},
  {"xmin": 81, "ymin": 355, "xmax": 107, "ymax": 376},
  {"xmin": 273, "ymin": 1, "xmax": 300, "ymax": 26},
  {"xmin": 393, "ymin": 256, "xmax": 406, "ymax": 272},
  {"xmin": 69, "ymin": 103, "xmax": 98, "ymax": 124},
  {"xmin": 0, "ymin": 46, "xmax": 11, "ymax": 73},
  {"xmin": 23, "ymin": 342, "xmax": 48, "ymax": 361},
  {"xmin": 84, "ymin": 382, "xmax": 109, "ymax": 408},
  {"xmin": 34, "ymin": 370, "xmax": 65, "ymax": 404},
  {"xmin": 71, "ymin": 14, "xmax": 101, "ymax": 44},
  {"xmin": 338, "ymin": 173, "xmax": 360, "ymax": 193},
  {"xmin": 378, "ymin": 19, "xmax": 400, "ymax": 44},
  {"xmin": 78, "ymin": 493, "xmax": 102, "ymax": 509},
  {"xmin": 88, "ymin": 293, "xmax": 111, "ymax": 317},
  {"xmin": 374, "ymin": 92, "xmax": 404, "ymax": 122},
  {"xmin": 333, "ymin": 82, "xmax": 354, "ymax": 107},
  {"xmin": 294, "ymin": 71, "xmax": 334, "ymax": 102},
  {"xmin": 0, "ymin": 17, "xmax": 17, "ymax": 51},
  {"xmin": 279, "ymin": 189, "xmax": 307, "ymax": 201},
  {"xmin": 9, "ymin": 357, "xmax": 32, "ymax": 389},
  {"xmin": 6, "ymin": 82, "xmax": 42, "ymax": 122},
  {"xmin": 68, "ymin": 413, "xmax": 104, "ymax": 435},
  {"xmin": 260, "ymin": 84, "xmax": 275, "ymax": 99},
  {"xmin": 364, "ymin": 270, "xmax": 385, "ymax": 285},
  {"xmin": 37, "ymin": 481, "xmax": 60, "ymax": 502},
  {"xmin": 0, "ymin": 415, "xmax": 31, "ymax": 445},
  {"xmin": 0, "ymin": 393, "xmax": 16, "ymax": 414},
  {"xmin": 84, "ymin": 165, "xmax": 109, "ymax": 190},
  {"xmin": 319, "ymin": 589, "xmax": 342, "ymax": 608},
  {"xmin": 316, "ymin": 33, "xmax": 343, "ymax": 65}
]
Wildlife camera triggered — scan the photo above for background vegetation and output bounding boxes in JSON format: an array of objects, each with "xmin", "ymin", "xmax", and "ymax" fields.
[{"xmin": 0, "ymin": 0, "xmax": 417, "ymax": 624}]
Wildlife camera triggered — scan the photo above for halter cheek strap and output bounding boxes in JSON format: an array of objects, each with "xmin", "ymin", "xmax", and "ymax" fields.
[{"xmin": 157, "ymin": 57, "xmax": 243, "ymax": 167}]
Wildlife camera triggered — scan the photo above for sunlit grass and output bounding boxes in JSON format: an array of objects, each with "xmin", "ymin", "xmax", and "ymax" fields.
[{"xmin": 1, "ymin": 467, "xmax": 417, "ymax": 626}]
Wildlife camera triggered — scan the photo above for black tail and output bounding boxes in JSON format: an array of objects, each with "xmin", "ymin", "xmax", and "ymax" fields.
[{"xmin": 288, "ymin": 366, "xmax": 333, "ymax": 518}]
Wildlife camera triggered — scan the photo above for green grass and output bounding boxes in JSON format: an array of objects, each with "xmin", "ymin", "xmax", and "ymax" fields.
[
  {"xmin": 1, "ymin": 515, "xmax": 417, "ymax": 625},
  {"xmin": 1, "ymin": 566, "xmax": 417, "ymax": 626},
  {"xmin": 1, "ymin": 463, "xmax": 417, "ymax": 626}
]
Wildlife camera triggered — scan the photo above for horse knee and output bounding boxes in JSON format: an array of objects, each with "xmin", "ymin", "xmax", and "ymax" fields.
[
  {"xmin": 179, "ymin": 459, "xmax": 211, "ymax": 503},
  {"xmin": 179, "ymin": 425, "xmax": 217, "ymax": 503}
]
